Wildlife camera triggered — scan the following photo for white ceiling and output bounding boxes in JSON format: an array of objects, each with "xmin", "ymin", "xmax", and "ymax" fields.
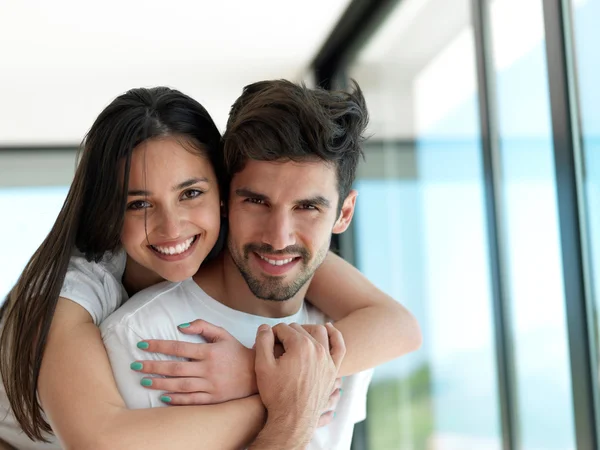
[{"xmin": 0, "ymin": 0, "xmax": 351, "ymax": 145}]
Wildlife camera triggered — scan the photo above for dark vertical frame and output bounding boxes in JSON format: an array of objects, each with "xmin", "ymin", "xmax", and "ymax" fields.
[
  {"xmin": 314, "ymin": 0, "xmax": 523, "ymax": 448},
  {"xmin": 472, "ymin": 1, "xmax": 518, "ymax": 449},
  {"xmin": 543, "ymin": 1, "xmax": 598, "ymax": 449},
  {"xmin": 312, "ymin": 0, "xmax": 402, "ymax": 90},
  {"xmin": 313, "ymin": 3, "xmax": 402, "ymax": 449}
]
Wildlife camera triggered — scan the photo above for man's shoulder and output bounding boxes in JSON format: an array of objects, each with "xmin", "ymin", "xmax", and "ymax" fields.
[
  {"xmin": 99, "ymin": 279, "xmax": 190, "ymax": 334},
  {"xmin": 302, "ymin": 301, "xmax": 329, "ymax": 325}
]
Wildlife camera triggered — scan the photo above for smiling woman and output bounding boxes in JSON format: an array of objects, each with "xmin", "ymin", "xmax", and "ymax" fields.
[{"xmin": 120, "ymin": 137, "xmax": 222, "ymax": 294}]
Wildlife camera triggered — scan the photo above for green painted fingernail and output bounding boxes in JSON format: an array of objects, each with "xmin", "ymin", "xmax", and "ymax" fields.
[
  {"xmin": 130, "ymin": 362, "xmax": 143, "ymax": 371},
  {"xmin": 137, "ymin": 341, "xmax": 149, "ymax": 349},
  {"xmin": 178, "ymin": 323, "xmax": 191, "ymax": 328},
  {"xmin": 161, "ymin": 395, "xmax": 172, "ymax": 403},
  {"xmin": 339, "ymin": 388, "xmax": 344, "ymax": 395},
  {"xmin": 140, "ymin": 378, "xmax": 153, "ymax": 387}
]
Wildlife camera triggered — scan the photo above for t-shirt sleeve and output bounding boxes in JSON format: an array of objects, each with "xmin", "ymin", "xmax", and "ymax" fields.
[
  {"xmin": 345, "ymin": 369, "xmax": 374, "ymax": 423},
  {"xmin": 59, "ymin": 255, "xmax": 123, "ymax": 325},
  {"xmin": 101, "ymin": 323, "xmax": 164, "ymax": 409}
]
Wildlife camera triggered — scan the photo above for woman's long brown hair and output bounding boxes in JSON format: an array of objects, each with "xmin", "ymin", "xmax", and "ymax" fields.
[{"xmin": 0, "ymin": 86, "xmax": 224, "ymax": 441}]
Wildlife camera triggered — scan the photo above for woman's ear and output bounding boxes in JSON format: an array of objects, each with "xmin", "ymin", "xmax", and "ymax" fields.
[{"xmin": 332, "ymin": 190, "xmax": 358, "ymax": 234}]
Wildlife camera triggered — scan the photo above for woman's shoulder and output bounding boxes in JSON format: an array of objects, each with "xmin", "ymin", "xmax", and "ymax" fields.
[
  {"xmin": 68, "ymin": 248, "xmax": 127, "ymax": 279},
  {"xmin": 60, "ymin": 249, "xmax": 128, "ymax": 325}
]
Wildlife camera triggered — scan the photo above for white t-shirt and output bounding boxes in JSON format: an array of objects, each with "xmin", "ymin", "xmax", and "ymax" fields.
[
  {"xmin": 60, "ymin": 250, "xmax": 129, "ymax": 324},
  {"xmin": 100, "ymin": 278, "xmax": 373, "ymax": 450}
]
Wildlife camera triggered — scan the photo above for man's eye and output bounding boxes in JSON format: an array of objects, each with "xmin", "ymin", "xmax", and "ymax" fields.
[
  {"xmin": 246, "ymin": 198, "xmax": 265, "ymax": 205},
  {"xmin": 182, "ymin": 189, "xmax": 204, "ymax": 200},
  {"xmin": 127, "ymin": 200, "xmax": 151, "ymax": 210},
  {"xmin": 299, "ymin": 204, "xmax": 317, "ymax": 210}
]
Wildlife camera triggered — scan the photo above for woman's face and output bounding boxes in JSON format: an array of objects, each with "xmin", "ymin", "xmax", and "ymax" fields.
[{"xmin": 120, "ymin": 136, "xmax": 221, "ymax": 283}]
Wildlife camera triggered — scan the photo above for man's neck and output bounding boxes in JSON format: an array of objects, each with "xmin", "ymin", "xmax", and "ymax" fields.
[{"xmin": 195, "ymin": 251, "xmax": 308, "ymax": 318}]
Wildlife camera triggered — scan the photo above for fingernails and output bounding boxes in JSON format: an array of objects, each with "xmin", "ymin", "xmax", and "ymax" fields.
[
  {"xmin": 140, "ymin": 378, "xmax": 153, "ymax": 387},
  {"xmin": 333, "ymin": 412, "xmax": 337, "ymax": 418},
  {"xmin": 258, "ymin": 324, "xmax": 270, "ymax": 332},
  {"xmin": 339, "ymin": 388, "xmax": 343, "ymax": 396},
  {"xmin": 178, "ymin": 323, "xmax": 191, "ymax": 328},
  {"xmin": 137, "ymin": 341, "xmax": 149, "ymax": 350},
  {"xmin": 161, "ymin": 395, "xmax": 172, "ymax": 403},
  {"xmin": 130, "ymin": 362, "xmax": 143, "ymax": 371}
]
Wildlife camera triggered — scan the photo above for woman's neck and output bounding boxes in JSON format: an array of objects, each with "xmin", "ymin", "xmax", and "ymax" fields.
[{"xmin": 121, "ymin": 255, "xmax": 164, "ymax": 297}]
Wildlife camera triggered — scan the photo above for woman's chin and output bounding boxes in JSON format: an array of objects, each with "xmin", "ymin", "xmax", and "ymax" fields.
[{"xmin": 160, "ymin": 269, "xmax": 196, "ymax": 283}]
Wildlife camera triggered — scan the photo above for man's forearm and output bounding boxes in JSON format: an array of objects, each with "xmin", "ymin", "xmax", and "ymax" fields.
[{"xmin": 248, "ymin": 414, "xmax": 315, "ymax": 450}]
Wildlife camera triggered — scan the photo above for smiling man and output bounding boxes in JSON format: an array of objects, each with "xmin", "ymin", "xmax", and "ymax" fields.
[{"xmin": 99, "ymin": 80, "xmax": 396, "ymax": 449}]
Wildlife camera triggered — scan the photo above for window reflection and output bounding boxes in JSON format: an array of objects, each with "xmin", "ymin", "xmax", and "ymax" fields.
[
  {"xmin": 0, "ymin": 187, "xmax": 68, "ymax": 301},
  {"xmin": 349, "ymin": 0, "xmax": 501, "ymax": 447}
]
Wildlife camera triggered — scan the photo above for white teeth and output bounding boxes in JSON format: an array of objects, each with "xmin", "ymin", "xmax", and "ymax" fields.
[
  {"xmin": 152, "ymin": 236, "xmax": 195, "ymax": 255},
  {"xmin": 258, "ymin": 255, "xmax": 294, "ymax": 266}
]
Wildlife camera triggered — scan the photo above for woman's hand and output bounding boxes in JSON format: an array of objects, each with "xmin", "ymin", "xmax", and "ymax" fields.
[{"xmin": 130, "ymin": 319, "xmax": 257, "ymax": 405}]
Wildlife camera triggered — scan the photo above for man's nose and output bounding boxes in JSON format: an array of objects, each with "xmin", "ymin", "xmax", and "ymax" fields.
[{"xmin": 261, "ymin": 209, "xmax": 296, "ymax": 250}]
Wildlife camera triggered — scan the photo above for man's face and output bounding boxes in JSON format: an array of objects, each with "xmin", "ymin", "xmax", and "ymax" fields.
[{"xmin": 227, "ymin": 159, "xmax": 355, "ymax": 301}]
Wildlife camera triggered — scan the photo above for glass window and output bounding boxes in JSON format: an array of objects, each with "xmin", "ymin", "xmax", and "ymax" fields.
[
  {"xmin": 0, "ymin": 150, "xmax": 74, "ymax": 301},
  {"xmin": 348, "ymin": 0, "xmax": 501, "ymax": 447},
  {"xmin": 570, "ymin": 0, "xmax": 600, "ymax": 437},
  {"xmin": 487, "ymin": 0, "xmax": 576, "ymax": 448},
  {"xmin": 0, "ymin": 187, "xmax": 69, "ymax": 301}
]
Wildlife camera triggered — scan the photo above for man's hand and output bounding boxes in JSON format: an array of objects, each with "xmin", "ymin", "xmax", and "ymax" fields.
[
  {"xmin": 130, "ymin": 319, "xmax": 257, "ymax": 404},
  {"xmin": 317, "ymin": 377, "xmax": 343, "ymax": 428},
  {"xmin": 250, "ymin": 322, "xmax": 345, "ymax": 449}
]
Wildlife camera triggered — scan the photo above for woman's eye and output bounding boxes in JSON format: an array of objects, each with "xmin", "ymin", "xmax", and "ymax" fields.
[
  {"xmin": 182, "ymin": 189, "xmax": 204, "ymax": 200},
  {"xmin": 127, "ymin": 200, "xmax": 151, "ymax": 210}
]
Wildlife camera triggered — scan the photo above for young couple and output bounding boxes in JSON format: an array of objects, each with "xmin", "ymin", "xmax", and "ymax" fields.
[{"xmin": 0, "ymin": 80, "xmax": 421, "ymax": 449}]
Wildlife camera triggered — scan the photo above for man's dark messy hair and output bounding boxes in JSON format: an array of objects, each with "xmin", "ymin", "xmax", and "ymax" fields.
[{"xmin": 222, "ymin": 79, "xmax": 369, "ymax": 204}]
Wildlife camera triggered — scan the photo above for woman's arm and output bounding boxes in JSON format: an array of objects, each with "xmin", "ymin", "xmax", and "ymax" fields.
[
  {"xmin": 38, "ymin": 297, "xmax": 265, "ymax": 450},
  {"xmin": 306, "ymin": 252, "xmax": 422, "ymax": 376}
]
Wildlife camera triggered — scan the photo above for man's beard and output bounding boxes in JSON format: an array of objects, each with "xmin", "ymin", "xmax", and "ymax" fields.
[{"xmin": 228, "ymin": 240, "xmax": 328, "ymax": 301}]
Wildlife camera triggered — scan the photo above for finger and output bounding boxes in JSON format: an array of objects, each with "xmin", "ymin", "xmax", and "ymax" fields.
[
  {"xmin": 130, "ymin": 360, "xmax": 205, "ymax": 378},
  {"xmin": 254, "ymin": 324, "xmax": 276, "ymax": 369},
  {"xmin": 317, "ymin": 410, "xmax": 335, "ymax": 428},
  {"xmin": 289, "ymin": 323, "xmax": 319, "ymax": 349},
  {"xmin": 289, "ymin": 323, "xmax": 314, "ymax": 339},
  {"xmin": 325, "ymin": 388, "xmax": 341, "ymax": 412},
  {"xmin": 138, "ymin": 376, "xmax": 211, "ymax": 393},
  {"xmin": 178, "ymin": 319, "xmax": 231, "ymax": 343},
  {"xmin": 305, "ymin": 324, "xmax": 329, "ymax": 350},
  {"xmin": 333, "ymin": 377, "xmax": 343, "ymax": 390},
  {"xmin": 136, "ymin": 339, "xmax": 206, "ymax": 360},
  {"xmin": 271, "ymin": 323, "xmax": 302, "ymax": 351},
  {"xmin": 159, "ymin": 392, "xmax": 214, "ymax": 406},
  {"xmin": 273, "ymin": 343, "xmax": 284, "ymax": 359},
  {"xmin": 325, "ymin": 323, "xmax": 346, "ymax": 369}
]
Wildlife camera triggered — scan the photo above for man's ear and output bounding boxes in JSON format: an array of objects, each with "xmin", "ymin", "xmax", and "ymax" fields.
[{"xmin": 332, "ymin": 190, "xmax": 358, "ymax": 234}]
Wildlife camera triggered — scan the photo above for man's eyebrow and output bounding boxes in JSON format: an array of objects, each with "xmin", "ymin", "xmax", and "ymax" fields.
[
  {"xmin": 235, "ymin": 189, "xmax": 331, "ymax": 208},
  {"xmin": 128, "ymin": 177, "xmax": 209, "ymax": 196},
  {"xmin": 235, "ymin": 188, "xmax": 269, "ymax": 201},
  {"xmin": 297, "ymin": 196, "xmax": 331, "ymax": 208}
]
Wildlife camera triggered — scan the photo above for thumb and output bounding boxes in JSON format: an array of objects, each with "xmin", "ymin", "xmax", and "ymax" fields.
[
  {"xmin": 178, "ymin": 319, "xmax": 231, "ymax": 342},
  {"xmin": 254, "ymin": 324, "xmax": 275, "ymax": 369}
]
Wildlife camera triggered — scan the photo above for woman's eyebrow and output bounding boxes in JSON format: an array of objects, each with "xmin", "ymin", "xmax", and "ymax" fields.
[
  {"xmin": 128, "ymin": 177, "xmax": 210, "ymax": 196},
  {"xmin": 173, "ymin": 177, "xmax": 210, "ymax": 191}
]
